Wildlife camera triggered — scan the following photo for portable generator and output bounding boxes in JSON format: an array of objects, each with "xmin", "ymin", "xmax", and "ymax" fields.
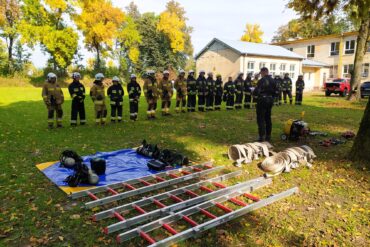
[{"xmin": 280, "ymin": 112, "xmax": 310, "ymax": 141}]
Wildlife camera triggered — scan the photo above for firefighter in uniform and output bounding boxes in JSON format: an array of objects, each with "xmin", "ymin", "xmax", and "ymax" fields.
[
  {"xmin": 253, "ymin": 67, "xmax": 277, "ymax": 142},
  {"xmin": 187, "ymin": 70, "xmax": 197, "ymax": 112},
  {"xmin": 295, "ymin": 75, "xmax": 305, "ymax": 105},
  {"xmin": 234, "ymin": 72, "xmax": 244, "ymax": 109},
  {"xmin": 282, "ymin": 73, "xmax": 293, "ymax": 104},
  {"xmin": 143, "ymin": 70, "xmax": 159, "ymax": 119},
  {"xmin": 206, "ymin": 72, "xmax": 215, "ymax": 111},
  {"xmin": 223, "ymin": 76, "xmax": 236, "ymax": 110},
  {"xmin": 90, "ymin": 73, "xmax": 107, "ymax": 125},
  {"xmin": 107, "ymin": 76, "xmax": 124, "ymax": 123},
  {"xmin": 243, "ymin": 73, "xmax": 253, "ymax": 109},
  {"xmin": 42, "ymin": 73, "xmax": 64, "ymax": 128},
  {"xmin": 274, "ymin": 75, "xmax": 283, "ymax": 106},
  {"xmin": 196, "ymin": 70, "xmax": 207, "ymax": 112},
  {"xmin": 68, "ymin": 72, "xmax": 86, "ymax": 126},
  {"xmin": 174, "ymin": 70, "xmax": 187, "ymax": 113},
  {"xmin": 214, "ymin": 74, "xmax": 223, "ymax": 110},
  {"xmin": 251, "ymin": 73, "xmax": 260, "ymax": 108},
  {"xmin": 127, "ymin": 74, "xmax": 141, "ymax": 121},
  {"xmin": 158, "ymin": 70, "xmax": 173, "ymax": 116}
]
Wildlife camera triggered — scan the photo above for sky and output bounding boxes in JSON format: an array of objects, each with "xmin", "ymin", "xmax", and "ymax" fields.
[{"xmin": 30, "ymin": 0, "xmax": 298, "ymax": 68}]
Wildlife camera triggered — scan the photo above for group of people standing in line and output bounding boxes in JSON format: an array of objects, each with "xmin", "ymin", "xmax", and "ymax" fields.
[{"xmin": 41, "ymin": 69, "xmax": 305, "ymax": 138}]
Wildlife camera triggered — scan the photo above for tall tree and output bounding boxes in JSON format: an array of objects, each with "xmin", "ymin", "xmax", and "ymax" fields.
[
  {"xmin": 287, "ymin": 0, "xmax": 370, "ymax": 161},
  {"xmin": 165, "ymin": 0, "xmax": 193, "ymax": 55},
  {"xmin": 157, "ymin": 11, "xmax": 185, "ymax": 53},
  {"xmin": 125, "ymin": 1, "xmax": 141, "ymax": 21},
  {"xmin": 240, "ymin": 23, "xmax": 264, "ymax": 43},
  {"xmin": 19, "ymin": 0, "xmax": 78, "ymax": 71},
  {"xmin": 74, "ymin": 0, "xmax": 125, "ymax": 70},
  {"xmin": 272, "ymin": 16, "xmax": 354, "ymax": 42},
  {"xmin": 0, "ymin": 0, "xmax": 21, "ymax": 74}
]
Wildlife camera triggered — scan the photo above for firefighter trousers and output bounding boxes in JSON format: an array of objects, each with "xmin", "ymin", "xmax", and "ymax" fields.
[{"xmin": 71, "ymin": 99, "xmax": 85, "ymax": 125}]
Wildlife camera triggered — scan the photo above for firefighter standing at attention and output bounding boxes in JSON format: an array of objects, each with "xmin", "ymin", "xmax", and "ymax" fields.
[
  {"xmin": 214, "ymin": 74, "xmax": 223, "ymax": 110},
  {"xmin": 42, "ymin": 72, "xmax": 64, "ymax": 128},
  {"xmin": 90, "ymin": 73, "xmax": 107, "ymax": 125},
  {"xmin": 107, "ymin": 76, "xmax": 124, "ymax": 123},
  {"xmin": 174, "ymin": 69, "xmax": 187, "ymax": 113},
  {"xmin": 127, "ymin": 74, "xmax": 141, "ymax": 121},
  {"xmin": 234, "ymin": 72, "xmax": 244, "ymax": 109},
  {"xmin": 206, "ymin": 72, "xmax": 215, "ymax": 111},
  {"xmin": 223, "ymin": 76, "xmax": 236, "ymax": 110},
  {"xmin": 186, "ymin": 70, "xmax": 197, "ymax": 112},
  {"xmin": 158, "ymin": 70, "xmax": 173, "ymax": 116},
  {"xmin": 196, "ymin": 70, "xmax": 207, "ymax": 112},
  {"xmin": 295, "ymin": 75, "xmax": 305, "ymax": 105},
  {"xmin": 243, "ymin": 73, "xmax": 253, "ymax": 109},
  {"xmin": 282, "ymin": 73, "xmax": 293, "ymax": 104},
  {"xmin": 68, "ymin": 72, "xmax": 86, "ymax": 126},
  {"xmin": 143, "ymin": 70, "xmax": 159, "ymax": 119}
]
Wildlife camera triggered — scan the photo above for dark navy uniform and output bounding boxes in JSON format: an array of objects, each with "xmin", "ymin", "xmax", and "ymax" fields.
[
  {"xmin": 214, "ymin": 76, "xmax": 223, "ymax": 110},
  {"xmin": 107, "ymin": 80, "xmax": 124, "ymax": 122},
  {"xmin": 234, "ymin": 74, "xmax": 244, "ymax": 109},
  {"xmin": 274, "ymin": 76, "xmax": 283, "ymax": 106},
  {"xmin": 206, "ymin": 74, "xmax": 215, "ymax": 111},
  {"xmin": 127, "ymin": 76, "xmax": 141, "ymax": 120},
  {"xmin": 223, "ymin": 78, "xmax": 235, "ymax": 110},
  {"xmin": 68, "ymin": 78, "xmax": 86, "ymax": 126},
  {"xmin": 196, "ymin": 73, "xmax": 207, "ymax": 112},
  {"xmin": 253, "ymin": 75, "xmax": 277, "ymax": 141},
  {"xmin": 295, "ymin": 76, "xmax": 305, "ymax": 105},
  {"xmin": 187, "ymin": 72, "xmax": 197, "ymax": 112},
  {"xmin": 282, "ymin": 74, "xmax": 293, "ymax": 104},
  {"xmin": 243, "ymin": 75, "xmax": 253, "ymax": 109}
]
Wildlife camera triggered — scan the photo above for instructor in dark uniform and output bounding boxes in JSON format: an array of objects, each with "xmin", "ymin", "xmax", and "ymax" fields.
[{"xmin": 253, "ymin": 67, "xmax": 277, "ymax": 142}]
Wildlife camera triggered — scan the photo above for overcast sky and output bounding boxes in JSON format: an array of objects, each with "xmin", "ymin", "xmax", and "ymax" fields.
[{"xmin": 30, "ymin": 0, "xmax": 298, "ymax": 68}]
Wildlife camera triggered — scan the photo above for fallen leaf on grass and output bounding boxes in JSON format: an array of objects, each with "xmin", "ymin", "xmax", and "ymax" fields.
[
  {"xmin": 70, "ymin": 214, "xmax": 80, "ymax": 220},
  {"xmin": 58, "ymin": 236, "xmax": 64, "ymax": 241}
]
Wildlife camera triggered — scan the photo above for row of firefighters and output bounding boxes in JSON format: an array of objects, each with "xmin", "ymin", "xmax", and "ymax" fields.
[{"xmin": 41, "ymin": 70, "xmax": 305, "ymax": 128}]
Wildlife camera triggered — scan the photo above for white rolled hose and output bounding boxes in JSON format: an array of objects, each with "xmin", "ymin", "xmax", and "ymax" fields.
[{"xmin": 228, "ymin": 142, "xmax": 273, "ymax": 166}]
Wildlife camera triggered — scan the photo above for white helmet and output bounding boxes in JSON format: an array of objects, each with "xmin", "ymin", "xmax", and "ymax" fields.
[
  {"xmin": 163, "ymin": 70, "xmax": 170, "ymax": 75},
  {"xmin": 207, "ymin": 72, "xmax": 213, "ymax": 76},
  {"xmin": 199, "ymin": 70, "xmax": 205, "ymax": 74},
  {"xmin": 147, "ymin": 70, "xmax": 155, "ymax": 75},
  {"xmin": 95, "ymin": 73, "xmax": 105, "ymax": 80},
  {"xmin": 179, "ymin": 69, "xmax": 185, "ymax": 74},
  {"xmin": 130, "ymin": 74, "xmax": 136, "ymax": 78},
  {"xmin": 72, "ymin": 72, "xmax": 81, "ymax": 79},
  {"xmin": 47, "ymin": 72, "xmax": 57, "ymax": 80},
  {"xmin": 112, "ymin": 76, "xmax": 120, "ymax": 82},
  {"xmin": 189, "ymin": 70, "xmax": 194, "ymax": 74}
]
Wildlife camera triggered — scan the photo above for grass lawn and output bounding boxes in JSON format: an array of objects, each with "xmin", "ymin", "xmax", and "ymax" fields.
[{"xmin": 0, "ymin": 86, "xmax": 369, "ymax": 246}]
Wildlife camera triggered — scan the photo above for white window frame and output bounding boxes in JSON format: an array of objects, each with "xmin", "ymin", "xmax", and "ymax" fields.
[
  {"xmin": 289, "ymin": 64, "xmax": 295, "ymax": 72},
  {"xmin": 259, "ymin": 62, "xmax": 266, "ymax": 69},
  {"xmin": 344, "ymin": 40, "xmax": 355, "ymax": 55},
  {"xmin": 307, "ymin": 45, "xmax": 315, "ymax": 58},
  {"xmin": 279, "ymin": 63, "xmax": 286, "ymax": 71},
  {"xmin": 343, "ymin": 64, "xmax": 354, "ymax": 77},
  {"xmin": 362, "ymin": 63, "xmax": 369, "ymax": 78},
  {"xmin": 287, "ymin": 48, "xmax": 293, "ymax": 51},
  {"xmin": 330, "ymin": 42, "xmax": 340, "ymax": 56},
  {"xmin": 247, "ymin": 61, "xmax": 255, "ymax": 74}
]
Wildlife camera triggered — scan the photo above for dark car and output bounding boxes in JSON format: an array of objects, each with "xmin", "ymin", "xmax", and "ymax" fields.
[
  {"xmin": 360, "ymin": 81, "xmax": 370, "ymax": 98},
  {"xmin": 324, "ymin": 78, "xmax": 350, "ymax": 97}
]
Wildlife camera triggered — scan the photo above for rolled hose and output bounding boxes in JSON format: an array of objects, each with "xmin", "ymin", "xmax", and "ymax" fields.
[
  {"xmin": 228, "ymin": 142, "xmax": 273, "ymax": 165},
  {"xmin": 259, "ymin": 145, "xmax": 316, "ymax": 176}
]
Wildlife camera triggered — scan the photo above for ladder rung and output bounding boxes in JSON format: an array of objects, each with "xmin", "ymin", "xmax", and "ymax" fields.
[
  {"xmin": 139, "ymin": 230, "xmax": 156, "ymax": 244},
  {"xmin": 113, "ymin": 212, "xmax": 125, "ymax": 221},
  {"xmin": 87, "ymin": 192, "xmax": 98, "ymax": 200},
  {"xmin": 215, "ymin": 203, "xmax": 233, "ymax": 213},
  {"xmin": 212, "ymin": 182, "xmax": 226, "ymax": 188},
  {"xmin": 133, "ymin": 205, "xmax": 147, "ymax": 214},
  {"xmin": 162, "ymin": 223, "xmax": 178, "ymax": 235},
  {"xmin": 138, "ymin": 179, "xmax": 152, "ymax": 186},
  {"xmin": 200, "ymin": 186, "xmax": 214, "ymax": 193},
  {"xmin": 185, "ymin": 190, "xmax": 199, "ymax": 197},
  {"xmin": 199, "ymin": 208, "xmax": 217, "ymax": 219},
  {"xmin": 229, "ymin": 198, "xmax": 248, "ymax": 207},
  {"xmin": 182, "ymin": 215, "xmax": 198, "ymax": 227},
  {"xmin": 169, "ymin": 173, "xmax": 180, "ymax": 179},
  {"xmin": 169, "ymin": 194, "xmax": 183, "ymax": 202},
  {"xmin": 122, "ymin": 183, "xmax": 136, "ymax": 190},
  {"xmin": 107, "ymin": 187, "xmax": 118, "ymax": 195},
  {"xmin": 181, "ymin": 170, "xmax": 192, "ymax": 175},
  {"xmin": 244, "ymin": 193, "xmax": 260, "ymax": 202},
  {"xmin": 155, "ymin": 176, "xmax": 166, "ymax": 182},
  {"xmin": 152, "ymin": 199, "xmax": 166, "ymax": 208},
  {"xmin": 204, "ymin": 163, "xmax": 213, "ymax": 169},
  {"xmin": 192, "ymin": 167, "xmax": 202, "ymax": 172}
]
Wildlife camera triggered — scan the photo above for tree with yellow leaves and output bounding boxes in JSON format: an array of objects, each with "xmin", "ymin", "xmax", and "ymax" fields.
[
  {"xmin": 157, "ymin": 11, "xmax": 185, "ymax": 53},
  {"xmin": 240, "ymin": 23, "xmax": 264, "ymax": 43},
  {"xmin": 74, "ymin": 0, "xmax": 125, "ymax": 70}
]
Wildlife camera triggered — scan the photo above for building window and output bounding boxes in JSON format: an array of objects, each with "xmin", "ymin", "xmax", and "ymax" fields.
[
  {"xmin": 287, "ymin": 48, "xmax": 293, "ymax": 51},
  {"xmin": 247, "ymin": 61, "xmax": 255, "ymax": 74},
  {"xmin": 259, "ymin": 62, "xmax": 266, "ymax": 69},
  {"xmin": 270, "ymin": 63, "xmax": 276, "ymax": 75},
  {"xmin": 307, "ymin": 45, "xmax": 315, "ymax": 57},
  {"xmin": 343, "ymin": 64, "xmax": 354, "ymax": 77},
  {"xmin": 344, "ymin": 40, "xmax": 355, "ymax": 54},
  {"xmin": 329, "ymin": 65, "xmax": 338, "ymax": 78},
  {"xmin": 330, "ymin": 42, "xmax": 339, "ymax": 56},
  {"xmin": 362, "ymin": 63, "xmax": 370, "ymax": 78},
  {"xmin": 280, "ymin": 63, "xmax": 286, "ymax": 71},
  {"xmin": 289, "ymin": 64, "xmax": 295, "ymax": 71}
]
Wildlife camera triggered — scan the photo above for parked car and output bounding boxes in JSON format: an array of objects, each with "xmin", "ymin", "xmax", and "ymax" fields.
[
  {"xmin": 360, "ymin": 81, "xmax": 370, "ymax": 98},
  {"xmin": 324, "ymin": 78, "xmax": 350, "ymax": 97}
]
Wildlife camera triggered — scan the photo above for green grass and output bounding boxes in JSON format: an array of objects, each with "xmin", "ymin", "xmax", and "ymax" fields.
[{"xmin": 0, "ymin": 87, "xmax": 369, "ymax": 247}]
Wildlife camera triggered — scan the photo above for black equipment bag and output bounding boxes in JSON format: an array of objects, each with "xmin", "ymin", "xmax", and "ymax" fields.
[
  {"xmin": 136, "ymin": 140, "xmax": 160, "ymax": 159},
  {"xmin": 147, "ymin": 159, "xmax": 167, "ymax": 171},
  {"xmin": 90, "ymin": 158, "xmax": 106, "ymax": 175}
]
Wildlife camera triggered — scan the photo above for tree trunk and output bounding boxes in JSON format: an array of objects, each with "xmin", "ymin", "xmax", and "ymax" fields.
[
  {"xmin": 349, "ymin": 97, "xmax": 370, "ymax": 163},
  {"xmin": 95, "ymin": 45, "xmax": 101, "ymax": 71},
  {"xmin": 7, "ymin": 36, "xmax": 14, "ymax": 74},
  {"xmin": 348, "ymin": 17, "xmax": 370, "ymax": 100}
]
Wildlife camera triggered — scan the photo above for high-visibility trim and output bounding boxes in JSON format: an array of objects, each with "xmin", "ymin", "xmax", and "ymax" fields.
[
  {"xmin": 48, "ymin": 119, "xmax": 54, "ymax": 123},
  {"xmin": 117, "ymin": 116, "xmax": 122, "ymax": 120},
  {"xmin": 70, "ymin": 120, "xmax": 77, "ymax": 124},
  {"xmin": 80, "ymin": 120, "xmax": 86, "ymax": 123},
  {"xmin": 95, "ymin": 119, "xmax": 100, "ymax": 123}
]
